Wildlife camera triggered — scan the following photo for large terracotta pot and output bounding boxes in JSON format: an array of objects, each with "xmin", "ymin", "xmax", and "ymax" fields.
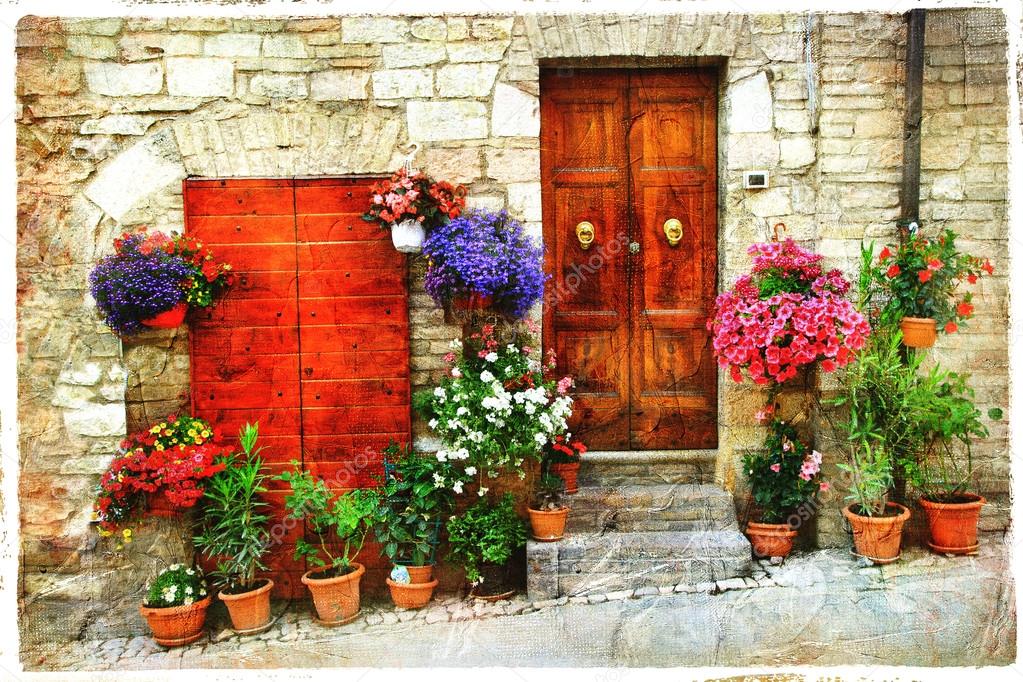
[
  {"xmin": 746, "ymin": 521, "xmax": 798, "ymax": 559},
  {"xmin": 528, "ymin": 506, "xmax": 569, "ymax": 542},
  {"xmin": 302, "ymin": 563, "xmax": 364, "ymax": 626},
  {"xmin": 842, "ymin": 502, "xmax": 911, "ymax": 564},
  {"xmin": 142, "ymin": 303, "xmax": 188, "ymax": 329},
  {"xmin": 550, "ymin": 462, "xmax": 580, "ymax": 494},
  {"xmin": 219, "ymin": 579, "xmax": 274, "ymax": 634},
  {"xmin": 920, "ymin": 494, "xmax": 986, "ymax": 555},
  {"xmin": 387, "ymin": 577, "xmax": 439, "ymax": 609},
  {"xmin": 899, "ymin": 316, "xmax": 936, "ymax": 348},
  {"xmin": 404, "ymin": 564, "xmax": 434, "ymax": 584},
  {"xmin": 139, "ymin": 596, "xmax": 210, "ymax": 647}
]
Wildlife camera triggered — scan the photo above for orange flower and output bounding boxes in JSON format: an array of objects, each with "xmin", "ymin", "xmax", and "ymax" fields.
[
  {"xmin": 957, "ymin": 302, "xmax": 974, "ymax": 317},
  {"xmin": 982, "ymin": 260, "xmax": 995, "ymax": 275},
  {"xmin": 967, "ymin": 273, "xmax": 978, "ymax": 284},
  {"xmin": 945, "ymin": 321, "xmax": 958, "ymax": 333},
  {"xmin": 918, "ymin": 270, "xmax": 932, "ymax": 283},
  {"xmin": 886, "ymin": 264, "xmax": 901, "ymax": 278},
  {"xmin": 878, "ymin": 247, "xmax": 892, "ymax": 262}
]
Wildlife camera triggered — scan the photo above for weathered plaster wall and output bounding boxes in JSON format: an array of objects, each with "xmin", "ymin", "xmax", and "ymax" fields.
[{"xmin": 16, "ymin": 10, "xmax": 1011, "ymax": 640}]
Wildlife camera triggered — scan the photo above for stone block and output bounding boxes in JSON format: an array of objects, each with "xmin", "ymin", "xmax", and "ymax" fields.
[
  {"xmin": 472, "ymin": 17, "xmax": 515, "ymax": 41},
  {"xmin": 341, "ymin": 17, "xmax": 409, "ymax": 43},
  {"xmin": 84, "ymin": 62, "xmax": 162, "ymax": 96},
  {"xmin": 728, "ymin": 72, "xmax": 773, "ymax": 133},
  {"xmin": 411, "ymin": 17, "xmax": 447, "ymax": 41},
  {"xmin": 382, "ymin": 43, "xmax": 447, "ymax": 69},
  {"xmin": 166, "ymin": 58, "xmax": 234, "ymax": 97},
  {"xmin": 780, "ymin": 137, "xmax": 815, "ymax": 168},
  {"xmin": 204, "ymin": 33, "xmax": 262, "ymax": 57},
  {"xmin": 84, "ymin": 129, "xmax": 185, "ymax": 222},
  {"xmin": 507, "ymin": 182, "xmax": 542, "ymax": 222},
  {"xmin": 62, "ymin": 18, "xmax": 123, "ymax": 36},
  {"xmin": 492, "ymin": 83, "xmax": 539, "ymax": 137},
  {"xmin": 486, "ymin": 148, "xmax": 539, "ymax": 183},
  {"xmin": 407, "ymin": 101, "xmax": 487, "ymax": 141},
  {"xmin": 422, "ymin": 148, "xmax": 482, "ymax": 184},
  {"xmin": 80, "ymin": 115, "xmax": 154, "ymax": 136},
  {"xmin": 63, "ymin": 403, "xmax": 126, "ymax": 438},
  {"xmin": 371, "ymin": 69, "xmax": 432, "ymax": 99},
  {"xmin": 249, "ymin": 74, "xmax": 307, "ymax": 99},
  {"xmin": 436, "ymin": 63, "xmax": 500, "ymax": 97},
  {"xmin": 66, "ymin": 35, "xmax": 118, "ymax": 59},
  {"xmin": 310, "ymin": 70, "xmax": 369, "ymax": 101},
  {"xmin": 18, "ymin": 58, "xmax": 82, "ymax": 96},
  {"xmin": 262, "ymin": 34, "xmax": 309, "ymax": 58},
  {"xmin": 447, "ymin": 41, "xmax": 508, "ymax": 62}
]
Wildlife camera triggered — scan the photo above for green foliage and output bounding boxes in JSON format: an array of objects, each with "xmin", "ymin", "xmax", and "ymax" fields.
[
  {"xmin": 532, "ymin": 470, "xmax": 566, "ymax": 512},
  {"xmin": 144, "ymin": 564, "xmax": 208, "ymax": 608},
  {"xmin": 193, "ymin": 423, "xmax": 272, "ymax": 592},
  {"xmin": 276, "ymin": 463, "xmax": 380, "ymax": 573},
  {"xmin": 445, "ymin": 493, "xmax": 526, "ymax": 584},
  {"xmin": 742, "ymin": 418, "xmax": 824, "ymax": 524},
  {"xmin": 374, "ymin": 442, "xmax": 454, "ymax": 567}
]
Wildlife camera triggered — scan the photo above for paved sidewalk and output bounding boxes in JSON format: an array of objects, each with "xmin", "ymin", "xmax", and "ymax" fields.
[{"xmin": 21, "ymin": 540, "xmax": 1016, "ymax": 670}]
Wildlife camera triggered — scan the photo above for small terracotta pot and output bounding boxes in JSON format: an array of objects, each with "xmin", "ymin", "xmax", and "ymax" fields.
[
  {"xmin": 403, "ymin": 564, "xmax": 434, "ymax": 584},
  {"xmin": 842, "ymin": 502, "xmax": 911, "ymax": 564},
  {"xmin": 528, "ymin": 506, "xmax": 570, "ymax": 542},
  {"xmin": 920, "ymin": 494, "xmax": 986, "ymax": 555},
  {"xmin": 900, "ymin": 316, "xmax": 937, "ymax": 348},
  {"xmin": 142, "ymin": 303, "xmax": 188, "ymax": 329},
  {"xmin": 302, "ymin": 563, "xmax": 364, "ymax": 625},
  {"xmin": 746, "ymin": 522, "xmax": 798, "ymax": 559},
  {"xmin": 550, "ymin": 462, "xmax": 580, "ymax": 494},
  {"xmin": 146, "ymin": 490, "xmax": 182, "ymax": 518},
  {"xmin": 140, "ymin": 596, "xmax": 210, "ymax": 647},
  {"xmin": 219, "ymin": 579, "xmax": 274, "ymax": 634},
  {"xmin": 386, "ymin": 578, "xmax": 439, "ymax": 609}
]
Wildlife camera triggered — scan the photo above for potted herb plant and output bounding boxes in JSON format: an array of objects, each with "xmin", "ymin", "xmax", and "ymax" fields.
[
  {"xmin": 527, "ymin": 470, "xmax": 570, "ymax": 542},
  {"xmin": 89, "ymin": 230, "xmax": 233, "ymax": 335},
  {"xmin": 362, "ymin": 166, "xmax": 466, "ymax": 253},
  {"xmin": 374, "ymin": 442, "xmax": 459, "ymax": 609},
  {"xmin": 545, "ymin": 434, "xmax": 585, "ymax": 494},
  {"xmin": 864, "ymin": 229, "xmax": 991, "ymax": 348},
  {"xmin": 910, "ymin": 368, "xmax": 1001, "ymax": 554},
  {"xmin": 276, "ymin": 464, "xmax": 379, "ymax": 625},
  {"xmin": 446, "ymin": 493, "xmax": 527, "ymax": 600},
  {"xmin": 139, "ymin": 564, "xmax": 210, "ymax": 647},
  {"xmin": 193, "ymin": 423, "xmax": 274, "ymax": 634},
  {"xmin": 742, "ymin": 411, "xmax": 827, "ymax": 559},
  {"xmin": 422, "ymin": 209, "xmax": 547, "ymax": 320}
]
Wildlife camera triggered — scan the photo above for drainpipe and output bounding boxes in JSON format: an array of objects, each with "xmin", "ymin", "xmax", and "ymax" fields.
[{"xmin": 898, "ymin": 8, "xmax": 926, "ymax": 238}]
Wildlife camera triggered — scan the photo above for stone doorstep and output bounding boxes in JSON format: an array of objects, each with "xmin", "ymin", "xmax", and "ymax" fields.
[
  {"xmin": 578, "ymin": 449, "xmax": 717, "ymax": 486},
  {"xmin": 565, "ymin": 483, "xmax": 738, "ymax": 533}
]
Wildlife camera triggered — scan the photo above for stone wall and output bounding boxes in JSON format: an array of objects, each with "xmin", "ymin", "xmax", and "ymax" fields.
[{"xmin": 15, "ymin": 10, "xmax": 1011, "ymax": 640}]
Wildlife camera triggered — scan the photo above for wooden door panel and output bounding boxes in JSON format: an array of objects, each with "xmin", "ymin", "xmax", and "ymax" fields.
[
  {"xmin": 298, "ymin": 270, "xmax": 405, "ymax": 298},
  {"xmin": 207, "ymin": 244, "xmax": 300, "ymax": 272},
  {"xmin": 300, "ymin": 325, "xmax": 408, "ymax": 353},
  {"xmin": 188, "ymin": 215, "xmax": 297, "ymax": 245},
  {"xmin": 297, "ymin": 214, "xmax": 388, "ymax": 243},
  {"xmin": 300, "ymin": 351, "xmax": 408, "ymax": 380},
  {"xmin": 184, "ymin": 185, "xmax": 295, "ymax": 217},
  {"xmin": 190, "ymin": 327, "xmax": 300, "ymax": 356},
  {"xmin": 226, "ymin": 271, "xmax": 299, "ymax": 301},
  {"xmin": 192, "ymin": 354, "xmax": 299, "ymax": 384},
  {"xmin": 299, "ymin": 296, "xmax": 406, "ymax": 327},
  {"xmin": 303, "ymin": 434, "xmax": 404, "ymax": 463},
  {"xmin": 193, "ymin": 381, "xmax": 301, "ymax": 411},
  {"xmin": 301, "ymin": 379, "xmax": 409, "ymax": 408},
  {"xmin": 297, "ymin": 242, "xmax": 397, "ymax": 271},
  {"xmin": 193, "ymin": 297, "xmax": 297, "ymax": 327}
]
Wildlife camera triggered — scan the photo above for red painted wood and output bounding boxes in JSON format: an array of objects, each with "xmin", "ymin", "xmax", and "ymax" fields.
[{"xmin": 185, "ymin": 176, "xmax": 408, "ymax": 596}]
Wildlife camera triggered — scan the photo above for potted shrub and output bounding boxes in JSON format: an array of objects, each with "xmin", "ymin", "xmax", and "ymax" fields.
[
  {"xmin": 422, "ymin": 209, "xmax": 547, "ymax": 320},
  {"xmin": 545, "ymin": 434, "xmax": 586, "ymax": 494},
  {"xmin": 276, "ymin": 464, "xmax": 380, "ymax": 625},
  {"xmin": 709, "ymin": 238, "xmax": 870, "ymax": 385},
  {"xmin": 863, "ymin": 230, "xmax": 992, "ymax": 348},
  {"xmin": 374, "ymin": 442, "xmax": 458, "ymax": 609},
  {"xmin": 910, "ymin": 368, "xmax": 1001, "ymax": 554},
  {"xmin": 362, "ymin": 166, "xmax": 466, "ymax": 253},
  {"xmin": 139, "ymin": 564, "xmax": 211, "ymax": 647},
  {"xmin": 89, "ymin": 230, "xmax": 233, "ymax": 335},
  {"xmin": 446, "ymin": 493, "xmax": 527, "ymax": 600},
  {"xmin": 527, "ymin": 470, "xmax": 570, "ymax": 541},
  {"xmin": 742, "ymin": 411, "xmax": 827, "ymax": 559},
  {"xmin": 193, "ymin": 423, "xmax": 274, "ymax": 634},
  {"xmin": 413, "ymin": 321, "xmax": 574, "ymax": 483},
  {"xmin": 93, "ymin": 415, "xmax": 227, "ymax": 543}
]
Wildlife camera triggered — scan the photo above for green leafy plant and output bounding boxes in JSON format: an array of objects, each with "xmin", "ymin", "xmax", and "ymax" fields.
[
  {"xmin": 743, "ymin": 417, "xmax": 826, "ymax": 524},
  {"xmin": 531, "ymin": 470, "xmax": 566, "ymax": 511},
  {"xmin": 374, "ymin": 442, "xmax": 456, "ymax": 567},
  {"xmin": 445, "ymin": 493, "xmax": 527, "ymax": 584},
  {"xmin": 144, "ymin": 564, "xmax": 208, "ymax": 608},
  {"xmin": 276, "ymin": 463, "xmax": 380, "ymax": 577},
  {"xmin": 193, "ymin": 423, "xmax": 272, "ymax": 594}
]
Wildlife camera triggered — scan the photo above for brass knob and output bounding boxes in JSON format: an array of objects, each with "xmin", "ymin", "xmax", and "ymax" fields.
[
  {"xmin": 663, "ymin": 218, "xmax": 683, "ymax": 247},
  {"xmin": 575, "ymin": 221, "xmax": 595, "ymax": 250}
]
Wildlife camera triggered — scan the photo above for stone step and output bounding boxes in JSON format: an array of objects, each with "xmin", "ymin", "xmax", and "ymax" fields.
[
  {"xmin": 578, "ymin": 450, "xmax": 716, "ymax": 487},
  {"xmin": 565, "ymin": 483, "xmax": 738, "ymax": 533},
  {"xmin": 528, "ymin": 529, "xmax": 752, "ymax": 598}
]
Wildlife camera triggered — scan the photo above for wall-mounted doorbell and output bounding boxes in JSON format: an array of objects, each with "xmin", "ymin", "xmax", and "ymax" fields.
[{"xmin": 743, "ymin": 171, "xmax": 770, "ymax": 189}]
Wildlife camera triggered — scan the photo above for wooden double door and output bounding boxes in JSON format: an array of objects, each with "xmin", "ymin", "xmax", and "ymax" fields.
[
  {"xmin": 185, "ymin": 176, "xmax": 410, "ymax": 596},
  {"xmin": 540, "ymin": 68, "xmax": 718, "ymax": 451}
]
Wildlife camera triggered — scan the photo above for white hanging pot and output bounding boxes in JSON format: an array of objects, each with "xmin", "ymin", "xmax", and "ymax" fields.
[{"xmin": 390, "ymin": 218, "xmax": 425, "ymax": 253}]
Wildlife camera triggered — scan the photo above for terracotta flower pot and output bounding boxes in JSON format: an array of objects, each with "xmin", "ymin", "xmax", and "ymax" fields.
[
  {"xmin": 218, "ymin": 579, "xmax": 274, "ymax": 634},
  {"xmin": 920, "ymin": 494, "xmax": 986, "ymax": 555},
  {"xmin": 528, "ymin": 506, "xmax": 570, "ymax": 542},
  {"xmin": 842, "ymin": 502, "xmax": 911, "ymax": 564},
  {"xmin": 899, "ymin": 316, "xmax": 936, "ymax": 348},
  {"xmin": 139, "ymin": 595, "xmax": 210, "ymax": 647},
  {"xmin": 146, "ymin": 490, "xmax": 181, "ymax": 518},
  {"xmin": 302, "ymin": 563, "xmax": 365, "ymax": 626},
  {"xmin": 745, "ymin": 521, "xmax": 798, "ymax": 559},
  {"xmin": 550, "ymin": 462, "xmax": 580, "ymax": 494},
  {"xmin": 386, "ymin": 577, "xmax": 439, "ymax": 609},
  {"xmin": 142, "ymin": 303, "xmax": 188, "ymax": 329},
  {"xmin": 403, "ymin": 564, "xmax": 434, "ymax": 584}
]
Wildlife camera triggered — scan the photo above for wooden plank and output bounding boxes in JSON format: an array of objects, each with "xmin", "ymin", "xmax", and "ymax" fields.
[
  {"xmin": 298, "ymin": 270, "xmax": 405, "ymax": 298},
  {"xmin": 206, "ymin": 244, "xmax": 299, "ymax": 272},
  {"xmin": 300, "ymin": 351, "xmax": 408, "ymax": 380},
  {"xmin": 301, "ymin": 378, "xmax": 409, "ymax": 408},
  {"xmin": 301, "ymin": 406, "xmax": 409, "ymax": 436},
  {"xmin": 297, "ymin": 214, "xmax": 388, "ymax": 243},
  {"xmin": 300, "ymin": 325, "xmax": 408, "ymax": 353},
  {"xmin": 193, "ymin": 297, "xmax": 298, "ymax": 327},
  {"xmin": 294, "ymin": 181, "xmax": 379, "ymax": 214},
  {"xmin": 193, "ymin": 381, "xmax": 301, "ymax": 411},
  {"xmin": 220, "ymin": 271, "xmax": 298, "ymax": 301},
  {"xmin": 188, "ymin": 215, "xmax": 297, "ymax": 245},
  {"xmin": 191, "ymin": 354, "xmax": 299, "ymax": 384},
  {"xmin": 184, "ymin": 186, "xmax": 296, "ymax": 217},
  {"xmin": 189, "ymin": 327, "xmax": 300, "ymax": 356},
  {"xmin": 297, "ymin": 242, "xmax": 399, "ymax": 272},
  {"xmin": 298, "ymin": 296, "xmax": 406, "ymax": 326}
]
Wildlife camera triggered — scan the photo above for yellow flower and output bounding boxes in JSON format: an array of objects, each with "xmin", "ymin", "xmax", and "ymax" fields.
[
  {"xmin": 187, "ymin": 429, "xmax": 197, "ymax": 437},
  {"xmin": 98, "ymin": 528, "xmax": 112, "ymax": 537},
  {"xmin": 155, "ymin": 443, "xmax": 164, "ymax": 451},
  {"xmin": 163, "ymin": 429, "xmax": 172, "ymax": 436},
  {"xmin": 150, "ymin": 426, "xmax": 161, "ymax": 434},
  {"xmin": 178, "ymin": 444, "xmax": 186, "ymax": 451},
  {"xmin": 201, "ymin": 430, "xmax": 210, "ymax": 438},
  {"xmin": 122, "ymin": 529, "xmax": 133, "ymax": 543}
]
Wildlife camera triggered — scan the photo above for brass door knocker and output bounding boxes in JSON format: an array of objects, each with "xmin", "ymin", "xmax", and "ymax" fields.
[{"xmin": 576, "ymin": 221, "xmax": 595, "ymax": 250}]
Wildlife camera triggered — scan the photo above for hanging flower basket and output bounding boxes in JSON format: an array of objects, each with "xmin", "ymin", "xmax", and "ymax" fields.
[
  {"xmin": 141, "ymin": 303, "xmax": 188, "ymax": 329},
  {"xmin": 363, "ymin": 167, "xmax": 466, "ymax": 254},
  {"xmin": 898, "ymin": 316, "xmax": 937, "ymax": 348},
  {"xmin": 390, "ymin": 218, "xmax": 426, "ymax": 253}
]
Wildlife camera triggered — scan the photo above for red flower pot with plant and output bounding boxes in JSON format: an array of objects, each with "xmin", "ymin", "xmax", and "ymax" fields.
[{"xmin": 544, "ymin": 434, "xmax": 586, "ymax": 494}]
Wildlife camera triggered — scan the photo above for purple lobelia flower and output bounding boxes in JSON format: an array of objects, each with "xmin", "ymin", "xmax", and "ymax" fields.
[
  {"xmin": 89, "ymin": 233, "xmax": 193, "ymax": 336},
  {"xmin": 423, "ymin": 210, "xmax": 547, "ymax": 320}
]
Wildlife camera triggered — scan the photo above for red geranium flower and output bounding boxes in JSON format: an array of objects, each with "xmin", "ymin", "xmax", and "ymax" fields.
[
  {"xmin": 982, "ymin": 260, "xmax": 995, "ymax": 275},
  {"xmin": 945, "ymin": 321, "xmax": 958, "ymax": 333},
  {"xmin": 927, "ymin": 258, "xmax": 943, "ymax": 271},
  {"xmin": 918, "ymin": 270, "xmax": 932, "ymax": 283},
  {"xmin": 878, "ymin": 247, "xmax": 891, "ymax": 262},
  {"xmin": 957, "ymin": 302, "xmax": 974, "ymax": 317},
  {"xmin": 967, "ymin": 274, "xmax": 978, "ymax": 284},
  {"xmin": 886, "ymin": 264, "xmax": 901, "ymax": 278}
]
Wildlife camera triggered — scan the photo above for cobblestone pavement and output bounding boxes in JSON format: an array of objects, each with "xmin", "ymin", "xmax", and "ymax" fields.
[{"xmin": 21, "ymin": 541, "xmax": 1016, "ymax": 671}]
